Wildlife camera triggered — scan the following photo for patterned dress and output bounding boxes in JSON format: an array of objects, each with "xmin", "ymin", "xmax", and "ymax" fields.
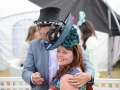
[{"xmin": 49, "ymin": 68, "xmax": 86, "ymax": 90}]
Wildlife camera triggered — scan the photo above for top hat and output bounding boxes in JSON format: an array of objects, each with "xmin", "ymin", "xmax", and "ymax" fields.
[
  {"xmin": 46, "ymin": 13, "xmax": 74, "ymax": 50},
  {"xmin": 35, "ymin": 7, "xmax": 61, "ymax": 25}
]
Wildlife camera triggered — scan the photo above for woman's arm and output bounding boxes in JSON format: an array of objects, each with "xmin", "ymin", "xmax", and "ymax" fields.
[
  {"xmin": 60, "ymin": 74, "xmax": 78, "ymax": 90},
  {"xmin": 20, "ymin": 42, "xmax": 29, "ymax": 64}
]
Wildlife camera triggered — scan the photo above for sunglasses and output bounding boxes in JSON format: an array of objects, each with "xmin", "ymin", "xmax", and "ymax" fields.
[{"xmin": 37, "ymin": 24, "xmax": 51, "ymax": 30}]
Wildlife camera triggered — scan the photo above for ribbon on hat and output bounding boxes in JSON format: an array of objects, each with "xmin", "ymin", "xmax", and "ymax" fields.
[{"xmin": 77, "ymin": 11, "xmax": 86, "ymax": 26}]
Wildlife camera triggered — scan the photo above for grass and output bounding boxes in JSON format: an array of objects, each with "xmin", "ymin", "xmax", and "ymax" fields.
[{"xmin": 99, "ymin": 60, "xmax": 120, "ymax": 78}]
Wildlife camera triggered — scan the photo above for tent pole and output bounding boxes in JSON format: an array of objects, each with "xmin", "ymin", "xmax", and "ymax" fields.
[
  {"xmin": 108, "ymin": 9, "xmax": 111, "ymax": 31},
  {"xmin": 108, "ymin": 36, "xmax": 113, "ymax": 88},
  {"xmin": 108, "ymin": 36, "xmax": 112, "ymax": 78},
  {"xmin": 108, "ymin": 8, "xmax": 112, "ymax": 87},
  {"xmin": 111, "ymin": 10, "xmax": 120, "ymax": 32},
  {"xmin": 108, "ymin": 9, "xmax": 112, "ymax": 78}
]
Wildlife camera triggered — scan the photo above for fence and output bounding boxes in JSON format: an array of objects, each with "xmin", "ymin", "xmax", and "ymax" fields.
[
  {"xmin": 0, "ymin": 77, "xmax": 30, "ymax": 90},
  {"xmin": 0, "ymin": 77, "xmax": 120, "ymax": 90},
  {"xmin": 93, "ymin": 78, "xmax": 120, "ymax": 90}
]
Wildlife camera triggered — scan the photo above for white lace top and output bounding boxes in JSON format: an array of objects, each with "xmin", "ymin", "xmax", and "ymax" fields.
[{"xmin": 48, "ymin": 49, "xmax": 59, "ymax": 83}]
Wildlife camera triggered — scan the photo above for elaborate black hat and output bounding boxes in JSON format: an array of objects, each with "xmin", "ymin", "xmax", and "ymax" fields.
[
  {"xmin": 46, "ymin": 13, "xmax": 74, "ymax": 50},
  {"xmin": 35, "ymin": 7, "xmax": 61, "ymax": 25}
]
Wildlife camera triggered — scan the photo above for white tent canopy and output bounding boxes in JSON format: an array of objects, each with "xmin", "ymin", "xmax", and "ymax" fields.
[
  {"xmin": 104, "ymin": 0, "xmax": 120, "ymax": 15},
  {"xmin": 0, "ymin": 0, "xmax": 40, "ymax": 70},
  {"xmin": 0, "ymin": 0, "xmax": 120, "ymax": 71},
  {"xmin": 0, "ymin": 0, "xmax": 40, "ymax": 18}
]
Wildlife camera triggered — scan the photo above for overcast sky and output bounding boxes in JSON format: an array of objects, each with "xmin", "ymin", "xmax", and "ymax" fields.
[
  {"xmin": 105, "ymin": 0, "xmax": 120, "ymax": 4},
  {"xmin": 104, "ymin": 0, "xmax": 120, "ymax": 14}
]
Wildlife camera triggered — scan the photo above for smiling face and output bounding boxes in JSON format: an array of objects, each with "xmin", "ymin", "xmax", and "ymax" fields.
[{"xmin": 56, "ymin": 45, "xmax": 74, "ymax": 66}]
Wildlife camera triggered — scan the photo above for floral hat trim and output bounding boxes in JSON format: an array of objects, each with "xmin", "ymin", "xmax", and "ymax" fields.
[{"xmin": 62, "ymin": 26, "xmax": 79, "ymax": 49}]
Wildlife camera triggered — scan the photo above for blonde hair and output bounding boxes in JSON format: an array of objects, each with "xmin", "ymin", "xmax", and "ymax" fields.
[{"xmin": 25, "ymin": 25, "xmax": 37, "ymax": 42}]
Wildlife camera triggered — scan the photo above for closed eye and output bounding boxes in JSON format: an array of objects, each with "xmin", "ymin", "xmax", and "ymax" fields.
[{"xmin": 63, "ymin": 52, "xmax": 67, "ymax": 54}]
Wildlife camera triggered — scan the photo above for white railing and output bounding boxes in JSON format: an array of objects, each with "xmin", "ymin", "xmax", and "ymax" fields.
[
  {"xmin": 0, "ymin": 77, "xmax": 30, "ymax": 90},
  {"xmin": 0, "ymin": 77, "xmax": 120, "ymax": 90},
  {"xmin": 93, "ymin": 78, "xmax": 120, "ymax": 90}
]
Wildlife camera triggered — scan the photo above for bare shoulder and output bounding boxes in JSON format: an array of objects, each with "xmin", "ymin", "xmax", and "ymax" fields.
[
  {"xmin": 60, "ymin": 68, "xmax": 81, "ymax": 82},
  {"xmin": 61, "ymin": 74, "xmax": 73, "ymax": 80},
  {"xmin": 60, "ymin": 74, "xmax": 78, "ymax": 90}
]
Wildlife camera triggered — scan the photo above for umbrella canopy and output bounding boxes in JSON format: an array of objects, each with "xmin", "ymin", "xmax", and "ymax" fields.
[
  {"xmin": 29, "ymin": 0, "xmax": 120, "ymax": 35},
  {"xmin": 29, "ymin": 0, "xmax": 76, "ymax": 20},
  {"xmin": 99, "ymin": 0, "xmax": 120, "ymax": 36}
]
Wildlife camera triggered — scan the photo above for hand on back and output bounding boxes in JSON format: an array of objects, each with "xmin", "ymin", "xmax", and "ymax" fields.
[{"xmin": 67, "ymin": 72, "xmax": 91, "ymax": 88}]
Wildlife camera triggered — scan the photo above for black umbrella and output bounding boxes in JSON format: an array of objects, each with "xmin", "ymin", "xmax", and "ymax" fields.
[
  {"xmin": 98, "ymin": 0, "xmax": 120, "ymax": 36},
  {"xmin": 29, "ymin": 0, "xmax": 120, "ymax": 35},
  {"xmin": 29, "ymin": 0, "xmax": 77, "ymax": 20},
  {"xmin": 70, "ymin": 0, "xmax": 111, "ymax": 34}
]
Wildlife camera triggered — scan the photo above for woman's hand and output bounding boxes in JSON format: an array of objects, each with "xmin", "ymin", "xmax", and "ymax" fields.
[{"xmin": 67, "ymin": 72, "xmax": 91, "ymax": 88}]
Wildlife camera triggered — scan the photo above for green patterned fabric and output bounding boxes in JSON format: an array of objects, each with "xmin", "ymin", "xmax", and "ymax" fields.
[
  {"xmin": 62, "ymin": 27, "xmax": 79, "ymax": 49},
  {"xmin": 85, "ymin": 49, "xmax": 98, "ymax": 78}
]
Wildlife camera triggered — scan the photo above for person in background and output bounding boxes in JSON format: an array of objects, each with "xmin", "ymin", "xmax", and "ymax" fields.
[
  {"xmin": 72, "ymin": 15, "xmax": 83, "ymax": 45},
  {"xmin": 77, "ymin": 11, "xmax": 98, "ymax": 78},
  {"xmin": 22, "ymin": 7, "xmax": 94, "ymax": 90},
  {"xmin": 20, "ymin": 25, "xmax": 40, "ymax": 66},
  {"xmin": 49, "ymin": 25, "xmax": 93, "ymax": 90}
]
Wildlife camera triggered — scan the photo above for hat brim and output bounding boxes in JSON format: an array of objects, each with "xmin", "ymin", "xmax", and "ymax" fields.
[
  {"xmin": 46, "ymin": 13, "xmax": 72, "ymax": 50},
  {"xmin": 34, "ymin": 20, "xmax": 61, "ymax": 26}
]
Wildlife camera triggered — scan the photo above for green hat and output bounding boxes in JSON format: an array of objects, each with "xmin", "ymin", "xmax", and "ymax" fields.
[{"xmin": 62, "ymin": 27, "xmax": 79, "ymax": 49}]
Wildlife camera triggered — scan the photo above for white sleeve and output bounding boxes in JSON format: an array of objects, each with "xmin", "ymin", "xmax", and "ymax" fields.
[
  {"xmin": 20, "ymin": 42, "xmax": 29, "ymax": 64},
  {"xmin": 86, "ymin": 37, "xmax": 97, "ymax": 50}
]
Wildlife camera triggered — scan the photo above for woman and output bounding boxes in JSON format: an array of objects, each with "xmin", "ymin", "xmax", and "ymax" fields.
[
  {"xmin": 20, "ymin": 25, "xmax": 40, "ymax": 66},
  {"xmin": 77, "ymin": 11, "xmax": 98, "ymax": 78},
  {"xmin": 49, "ymin": 27, "xmax": 91, "ymax": 90}
]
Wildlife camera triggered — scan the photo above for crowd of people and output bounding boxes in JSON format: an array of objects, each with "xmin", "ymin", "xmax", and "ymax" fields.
[{"xmin": 20, "ymin": 6, "xmax": 98, "ymax": 90}]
